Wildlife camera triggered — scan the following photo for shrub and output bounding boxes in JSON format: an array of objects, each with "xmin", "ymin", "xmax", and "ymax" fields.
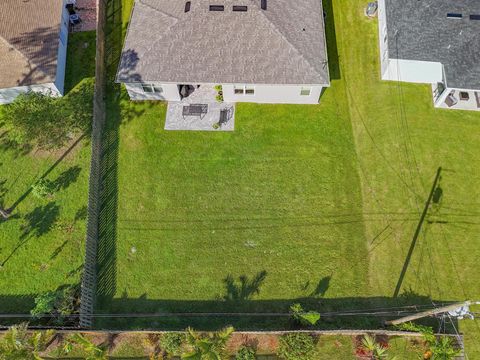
[
  {"xmin": 277, "ymin": 333, "xmax": 317, "ymax": 360},
  {"xmin": 236, "ymin": 346, "xmax": 256, "ymax": 360},
  {"xmin": 290, "ymin": 303, "xmax": 320, "ymax": 327},
  {"xmin": 31, "ymin": 179, "xmax": 56, "ymax": 199},
  {"xmin": 216, "ymin": 94, "xmax": 224, "ymax": 103},
  {"xmin": 160, "ymin": 332, "xmax": 185, "ymax": 358},
  {"xmin": 214, "ymin": 85, "xmax": 223, "ymax": 92},
  {"xmin": 31, "ymin": 286, "xmax": 78, "ymax": 324}
]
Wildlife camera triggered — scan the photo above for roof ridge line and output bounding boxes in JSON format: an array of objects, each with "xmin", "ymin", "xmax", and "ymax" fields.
[{"xmin": 254, "ymin": 5, "xmax": 324, "ymax": 78}]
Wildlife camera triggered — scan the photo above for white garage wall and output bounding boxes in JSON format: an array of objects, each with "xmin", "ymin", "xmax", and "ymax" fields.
[{"xmin": 222, "ymin": 84, "xmax": 324, "ymax": 104}]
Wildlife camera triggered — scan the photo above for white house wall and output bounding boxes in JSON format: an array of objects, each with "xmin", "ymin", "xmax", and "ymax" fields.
[
  {"xmin": 54, "ymin": 3, "xmax": 71, "ymax": 95},
  {"xmin": 377, "ymin": 0, "xmax": 390, "ymax": 77},
  {"xmin": 124, "ymin": 83, "xmax": 181, "ymax": 101},
  {"xmin": 382, "ymin": 59, "xmax": 443, "ymax": 84},
  {"xmin": 0, "ymin": 83, "xmax": 61, "ymax": 105},
  {"xmin": 222, "ymin": 84, "xmax": 324, "ymax": 105}
]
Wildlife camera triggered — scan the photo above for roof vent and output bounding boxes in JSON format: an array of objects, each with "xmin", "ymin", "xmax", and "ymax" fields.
[
  {"xmin": 209, "ymin": 5, "xmax": 225, "ymax": 11},
  {"xmin": 185, "ymin": 1, "xmax": 191, "ymax": 12},
  {"xmin": 233, "ymin": 5, "xmax": 248, "ymax": 12},
  {"xmin": 470, "ymin": 14, "xmax": 480, "ymax": 20},
  {"xmin": 446, "ymin": 13, "xmax": 463, "ymax": 19},
  {"xmin": 261, "ymin": 0, "xmax": 267, "ymax": 10}
]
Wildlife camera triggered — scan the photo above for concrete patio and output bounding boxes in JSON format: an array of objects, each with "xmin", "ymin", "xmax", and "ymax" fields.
[{"xmin": 165, "ymin": 85, "xmax": 235, "ymax": 131}]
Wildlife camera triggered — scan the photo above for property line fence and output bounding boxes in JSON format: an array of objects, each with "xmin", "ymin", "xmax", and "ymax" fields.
[{"xmin": 79, "ymin": 0, "xmax": 108, "ymax": 328}]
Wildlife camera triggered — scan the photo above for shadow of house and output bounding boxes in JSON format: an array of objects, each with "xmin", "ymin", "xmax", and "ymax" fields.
[{"xmin": 323, "ymin": 0, "xmax": 341, "ymax": 80}]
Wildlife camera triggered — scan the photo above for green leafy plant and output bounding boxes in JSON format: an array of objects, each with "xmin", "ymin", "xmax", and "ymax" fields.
[
  {"xmin": 430, "ymin": 336, "xmax": 461, "ymax": 360},
  {"xmin": 215, "ymin": 94, "xmax": 224, "ymax": 103},
  {"xmin": 66, "ymin": 333, "xmax": 108, "ymax": 360},
  {"xmin": 395, "ymin": 322, "xmax": 459, "ymax": 359},
  {"xmin": 31, "ymin": 286, "xmax": 78, "ymax": 324},
  {"xmin": 289, "ymin": 303, "xmax": 320, "ymax": 327},
  {"xmin": 358, "ymin": 335, "xmax": 395, "ymax": 359},
  {"xmin": 235, "ymin": 346, "xmax": 256, "ymax": 360},
  {"xmin": 0, "ymin": 323, "xmax": 55, "ymax": 360},
  {"xmin": 182, "ymin": 326, "xmax": 234, "ymax": 360},
  {"xmin": 160, "ymin": 332, "xmax": 185, "ymax": 358},
  {"xmin": 277, "ymin": 333, "xmax": 317, "ymax": 360},
  {"xmin": 31, "ymin": 179, "xmax": 55, "ymax": 199},
  {"xmin": 214, "ymin": 85, "xmax": 223, "ymax": 92}
]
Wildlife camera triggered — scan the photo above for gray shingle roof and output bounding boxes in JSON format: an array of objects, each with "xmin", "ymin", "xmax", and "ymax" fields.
[
  {"xmin": 117, "ymin": 0, "xmax": 330, "ymax": 85},
  {"xmin": 0, "ymin": 0, "xmax": 63, "ymax": 88},
  {"xmin": 385, "ymin": 0, "xmax": 480, "ymax": 90}
]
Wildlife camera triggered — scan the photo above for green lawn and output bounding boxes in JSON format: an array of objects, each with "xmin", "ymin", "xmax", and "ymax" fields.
[
  {"xmin": 98, "ymin": 0, "xmax": 480, "ymax": 355},
  {"xmin": 0, "ymin": 31, "xmax": 95, "ymax": 314}
]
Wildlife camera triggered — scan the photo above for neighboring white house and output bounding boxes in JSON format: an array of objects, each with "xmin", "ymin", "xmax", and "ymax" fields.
[
  {"xmin": 0, "ymin": 0, "xmax": 70, "ymax": 105},
  {"xmin": 378, "ymin": 0, "xmax": 480, "ymax": 111},
  {"xmin": 117, "ymin": 0, "xmax": 330, "ymax": 105}
]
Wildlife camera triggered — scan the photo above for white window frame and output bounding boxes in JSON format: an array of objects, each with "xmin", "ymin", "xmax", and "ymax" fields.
[
  {"xmin": 234, "ymin": 85, "xmax": 255, "ymax": 95},
  {"xmin": 142, "ymin": 84, "xmax": 163, "ymax": 93},
  {"xmin": 300, "ymin": 87, "xmax": 311, "ymax": 96}
]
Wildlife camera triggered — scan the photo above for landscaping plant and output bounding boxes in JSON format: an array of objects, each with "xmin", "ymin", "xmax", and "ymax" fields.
[
  {"xmin": 160, "ymin": 332, "xmax": 185, "ymax": 358},
  {"xmin": 0, "ymin": 323, "xmax": 55, "ymax": 360},
  {"xmin": 65, "ymin": 333, "xmax": 108, "ymax": 360},
  {"xmin": 277, "ymin": 333, "xmax": 317, "ymax": 360},
  {"xmin": 289, "ymin": 303, "xmax": 321, "ymax": 327},
  {"xmin": 357, "ymin": 334, "xmax": 396, "ymax": 359},
  {"xmin": 235, "ymin": 345, "xmax": 256, "ymax": 360},
  {"xmin": 182, "ymin": 326, "xmax": 234, "ymax": 360}
]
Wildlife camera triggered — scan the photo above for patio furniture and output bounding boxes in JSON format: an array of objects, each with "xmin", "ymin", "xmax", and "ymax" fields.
[
  {"xmin": 445, "ymin": 92, "xmax": 458, "ymax": 107},
  {"xmin": 459, "ymin": 91, "xmax": 470, "ymax": 101},
  {"xmin": 182, "ymin": 104, "xmax": 208, "ymax": 119},
  {"xmin": 365, "ymin": 1, "xmax": 378, "ymax": 17},
  {"xmin": 219, "ymin": 107, "xmax": 233, "ymax": 127},
  {"xmin": 475, "ymin": 92, "xmax": 480, "ymax": 108}
]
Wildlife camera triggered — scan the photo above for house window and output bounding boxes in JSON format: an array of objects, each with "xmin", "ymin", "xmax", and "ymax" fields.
[
  {"xmin": 234, "ymin": 85, "xmax": 254, "ymax": 95},
  {"xmin": 142, "ymin": 84, "xmax": 163, "ymax": 93},
  {"xmin": 234, "ymin": 86, "xmax": 244, "ymax": 94},
  {"xmin": 300, "ymin": 87, "xmax": 311, "ymax": 96}
]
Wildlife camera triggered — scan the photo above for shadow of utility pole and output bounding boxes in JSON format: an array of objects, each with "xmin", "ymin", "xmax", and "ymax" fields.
[{"xmin": 393, "ymin": 167, "xmax": 443, "ymax": 298}]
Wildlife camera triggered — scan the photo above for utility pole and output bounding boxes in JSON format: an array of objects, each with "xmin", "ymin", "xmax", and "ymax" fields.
[
  {"xmin": 385, "ymin": 301, "xmax": 472, "ymax": 326},
  {"xmin": 393, "ymin": 167, "xmax": 442, "ymax": 297}
]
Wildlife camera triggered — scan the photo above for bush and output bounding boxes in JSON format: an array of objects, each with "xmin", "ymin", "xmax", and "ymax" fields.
[
  {"xmin": 236, "ymin": 346, "xmax": 256, "ymax": 360},
  {"xmin": 160, "ymin": 332, "xmax": 185, "ymax": 357},
  {"xmin": 31, "ymin": 286, "xmax": 78, "ymax": 324},
  {"xmin": 31, "ymin": 179, "xmax": 56, "ymax": 199},
  {"xmin": 290, "ymin": 303, "xmax": 320, "ymax": 327},
  {"xmin": 277, "ymin": 333, "xmax": 317, "ymax": 360}
]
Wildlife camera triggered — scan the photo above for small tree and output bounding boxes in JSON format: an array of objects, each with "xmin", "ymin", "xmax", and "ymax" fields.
[
  {"xmin": 31, "ymin": 179, "xmax": 56, "ymax": 199},
  {"xmin": 1, "ymin": 88, "xmax": 91, "ymax": 150},
  {"xmin": 182, "ymin": 326, "xmax": 234, "ymax": 360},
  {"xmin": 31, "ymin": 286, "xmax": 78, "ymax": 325},
  {"xmin": 277, "ymin": 333, "xmax": 317, "ymax": 360},
  {"xmin": 0, "ymin": 323, "xmax": 55, "ymax": 360},
  {"xmin": 289, "ymin": 303, "xmax": 320, "ymax": 327}
]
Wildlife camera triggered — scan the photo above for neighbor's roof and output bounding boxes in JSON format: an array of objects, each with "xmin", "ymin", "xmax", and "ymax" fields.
[
  {"xmin": 117, "ymin": 0, "xmax": 330, "ymax": 85},
  {"xmin": 385, "ymin": 0, "xmax": 480, "ymax": 90},
  {"xmin": 0, "ymin": 0, "xmax": 63, "ymax": 89}
]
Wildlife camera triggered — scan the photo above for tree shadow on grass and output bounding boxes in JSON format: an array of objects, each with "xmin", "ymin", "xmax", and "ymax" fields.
[
  {"xmin": 223, "ymin": 271, "xmax": 268, "ymax": 301},
  {"xmin": 1, "ymin": 202, "xmax": 59, "ymax": 267},
  {"xmin": 310, "ymin": 276, "xmax": 332, "ymax": 297},
  {"xmin": 53, "ymin": 166, "xmax": 82, "ymax": 191}
]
